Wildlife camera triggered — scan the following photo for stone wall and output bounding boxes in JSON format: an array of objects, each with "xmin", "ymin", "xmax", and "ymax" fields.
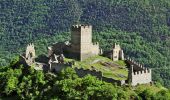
[
  {"xmin": 75, "ymin": 67, "xmax": 102, "ymax": 79},
  {"xmin": 103, "ymin": 43, "xmax": 124, "ymax": 61},
  {"xmin": 102, "ymin": 77, "xmax": 125, "ymax": 86},
  {"xmin": 126, "ymin": 57, "xmax": 145, "ymax": 71},
  {"xmin": 131, "ymin": 68, "xmax": 151, "ymax": 86},
  {"xmin": 74, "ymin": 67, "xmax": 126, "ymax": 86},
  {"xmin": 52, "ymin": 65, "xmax": 126, "ymax": 86},
  {"xmin": 26, "ymin": 43, "xmax": 35, "ymax": 59},
  {"xmin": 91, "ymin": 43, "xmax": 100, "ymax": 55},
  {"xmin": 126, "ymin": 58, "xmax": 152, "ymax": 86},
  {"xmin": 22, "ymin": 43, "xmax": 36, "ymax": 66}
]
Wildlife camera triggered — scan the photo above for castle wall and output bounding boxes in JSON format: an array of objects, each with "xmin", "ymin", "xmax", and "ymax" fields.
[
  {"xmin": 75, "ymin": 68, "xmax": 102, "ymax": 79},
  {"xmin": 24, "ymin": 43, "xmax": 36, "ymax": 66},
  {"xmin": 126, "ymin": 58, "xmax": 144, "ymax": 71},
  {"xmin": 91, "ymin": 43, "xmax": 100, "ymax": 55},
  {"xmin": 112, "ymin": 49, "xmax": 120, "ymax": 61},
  {"xmin": 131, "ymin": 70, "xmax": 152, "ymax": 86},
  {"xmin": 127, "ymin": 58, "xmax": 152, "ymax": 86},
  {"xmin": 102, "ymin": 77, "xmax": 125, "ymax": 86},
  {"xmin": 75, "ymin": 67, "xmax": 125, "ymax": 86},
  {"xmin": 119, "ymin": 50, "xmax": 124, "ymax": 60},
  {"xmin": 52, "ymin": 65, "xmax": 126, "ymax": 86},
  {"xmin": 51, "ymin": 63, "xmax": 68, "ymax": 72},
  {"xmin": 26, "ymin": 43, "xmax": 35, "ymax": 59}
]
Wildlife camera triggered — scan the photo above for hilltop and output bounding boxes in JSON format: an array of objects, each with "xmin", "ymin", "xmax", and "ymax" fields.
[{"xmin": 0, "ymin": 0, "xmax": 170, "ymax": 87}]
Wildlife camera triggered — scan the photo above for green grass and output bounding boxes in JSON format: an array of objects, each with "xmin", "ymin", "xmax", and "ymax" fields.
[{"xmin": 64, "ymin": 56, "xmax": 128, "ymax": 80}]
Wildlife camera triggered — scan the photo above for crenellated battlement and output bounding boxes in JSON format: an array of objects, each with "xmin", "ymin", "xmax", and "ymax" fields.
[
  {"xmin": 133, "ymin": 68, "xmax": 151, "ymax": 75},
  {"xmin": 26, "ymin": 43, "xmax": 35, "ymax": 58},
  {"xmin": 27, "ymin": 43, "xmax": 34, "ymax": 48},
  {"xmin": 20, "ymin": 43, "xmax": 36, "ymax": 66},
  {"xmin": 70, "ymin": 24, "xmax": 99, "ymax": 61},
  {"xmin": 128, "ymin": 60, "xmax": 152, "ymax": 86},
  {"xmin": 21, "ymin": 24, "xmax": 152, "ymax": 86},
  {"xmin": 126, "ymin": 57, "xmax": 146, "ymax": 71},
  {"xmin": 72, "ymin": 24, "xmax": 92, "ymax": 29},
  {"xmin": 113, "ymin": 43, "xmax": 121, "ymax": 49}
]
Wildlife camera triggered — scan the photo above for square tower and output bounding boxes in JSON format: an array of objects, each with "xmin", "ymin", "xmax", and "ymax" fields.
[
  {"xmin": 71, "ymin": 25, "xmax": 92, "ymax": 46},
  {"xmin": 70, "ymin": 25, "xmax": 99, "ymax": 61}
]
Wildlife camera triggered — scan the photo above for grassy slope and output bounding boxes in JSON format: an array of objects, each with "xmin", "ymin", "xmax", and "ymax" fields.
[{"xmin": 65, "ymin": 56, "xmax": 128, "ymax": 80}]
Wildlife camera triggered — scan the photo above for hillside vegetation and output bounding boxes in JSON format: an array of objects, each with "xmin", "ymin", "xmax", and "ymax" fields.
[
  {"xmin": 0, "ymin": 58, "xmax": 169, "ymax": 100},
  {"xmin": 0, "ymin": 0, "xmax": 170, "ymax": 87}
]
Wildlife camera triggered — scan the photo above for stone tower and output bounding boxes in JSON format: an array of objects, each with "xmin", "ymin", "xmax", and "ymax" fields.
[
  {"xmin": 111, "ymin": 43, "xmax": 124, "ymax": 61},
  {"xmin": 126, "ymin": 59, "xmax": 152, "ymax": 86},
  {"xmin": 70, "ymin": 25, "xmax": 99, "ymax": 61},
  {"xmin": 25, "ymin": 43, "xmax": 36, "ymax": 65}
]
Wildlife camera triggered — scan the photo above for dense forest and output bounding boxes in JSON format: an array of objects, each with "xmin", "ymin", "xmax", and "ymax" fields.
[
  {"xmin": 0, "ymin": 57, "xmax": 170, "ymax": 100},
  {"xmin": 0, "ymin": 0, "xmax": 170, "ymax": 88}
]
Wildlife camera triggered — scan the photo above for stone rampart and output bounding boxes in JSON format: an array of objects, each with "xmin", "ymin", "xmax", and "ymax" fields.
[
  {"xmin": 125, "ymin": 57, "xmax": 145, "ymax": 71},
  {"xmin": 126, "ymin": 57, "xmax": 152, "ymax": 86},
  {"xmin": 74, "ymin": 67, "xmax": 126, "ymax": 86}
]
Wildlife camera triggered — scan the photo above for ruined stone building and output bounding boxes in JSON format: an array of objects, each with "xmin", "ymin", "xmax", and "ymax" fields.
[
  {"xmin": 104, "ymin": 43, "xmax": 124, "ymax": 61},
  {"xmin": 21, "ymin": 24, "xmax": 152, "ymax": 86},
  {"xmin": 111, "ymin": 43, "xmax": 124, "ymax": 61},
  {"xmin": 20, "ymin": 43, "xmax": 49, "ymax": 71},
  {"xmin": 21, "ymin": 43, "xmax": 36, "ymax": 66}
]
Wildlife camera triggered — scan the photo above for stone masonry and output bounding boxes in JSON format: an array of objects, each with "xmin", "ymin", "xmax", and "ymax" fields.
[
  {"xmin": 126, "ymin": 58, "xmax": 152, "ymax": 86},
  {"xmin": 104, "ymin": 43, "xmax": 124, "ymax": 61},
  {"xmin": 21, "ymin": 24, "xmax": 152, "ymax": 86},
  {"xmin": 68, "ymin": 25, "xmax": 100, "ymax": 61},
  {"xmin": 21, "ymin": 43, "xmax": 36, "ymax": 66}
]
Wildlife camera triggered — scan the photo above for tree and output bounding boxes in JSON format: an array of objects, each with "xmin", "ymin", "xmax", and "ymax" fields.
[
  {"xmin": 138, "ymin": 89, "xmax": 155, "ymax": 100},
  {"xmin": 58, "ymin": 67, "xmax": 78, "ymax": 80},
  {"xmin": 155, "ymin": 90, "xmax": 170, "ymax": 100}
]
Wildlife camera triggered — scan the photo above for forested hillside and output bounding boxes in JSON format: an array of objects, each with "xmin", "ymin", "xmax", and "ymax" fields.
[{"xmin": 0, "ymin": 0, "xmax": 170, "ymax": 87}]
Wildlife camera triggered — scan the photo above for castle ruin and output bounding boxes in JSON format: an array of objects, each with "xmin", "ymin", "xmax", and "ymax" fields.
[
  {"xmin": 21, "ymin": 43, "xmax": 36, "ymax": 66},
  {"xmin": 21, "ymin": 24, "xmax": 152, "ymax": 86},
  {"xmin": 104, "ymin": 43, "xmax": 124, "ymax": 61}
]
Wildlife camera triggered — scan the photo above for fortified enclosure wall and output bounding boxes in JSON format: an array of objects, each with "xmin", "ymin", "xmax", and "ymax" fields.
[
  {"xmin": 22, "ymin": 24, "xmax": 152, "ymax": 86},
  {"xmin": 75, "ymin": 67, "xmax": 126, "ymax": 86},
  {"xmin": 131, "ymin": 67, "xmax": 151, "ymax": 86},
  {"xmin": 126, "ymin": 58, "xmax": 152, "ymax": 86}
]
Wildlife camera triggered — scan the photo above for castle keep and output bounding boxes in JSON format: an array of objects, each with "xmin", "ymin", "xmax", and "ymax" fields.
[
  {"xmin": 68, "ymin": 25, "xmax": 100, "ymax": 61},
  {"xmin": 21, "ymin": 24, "xmax": 152, "ymax": 86}
]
